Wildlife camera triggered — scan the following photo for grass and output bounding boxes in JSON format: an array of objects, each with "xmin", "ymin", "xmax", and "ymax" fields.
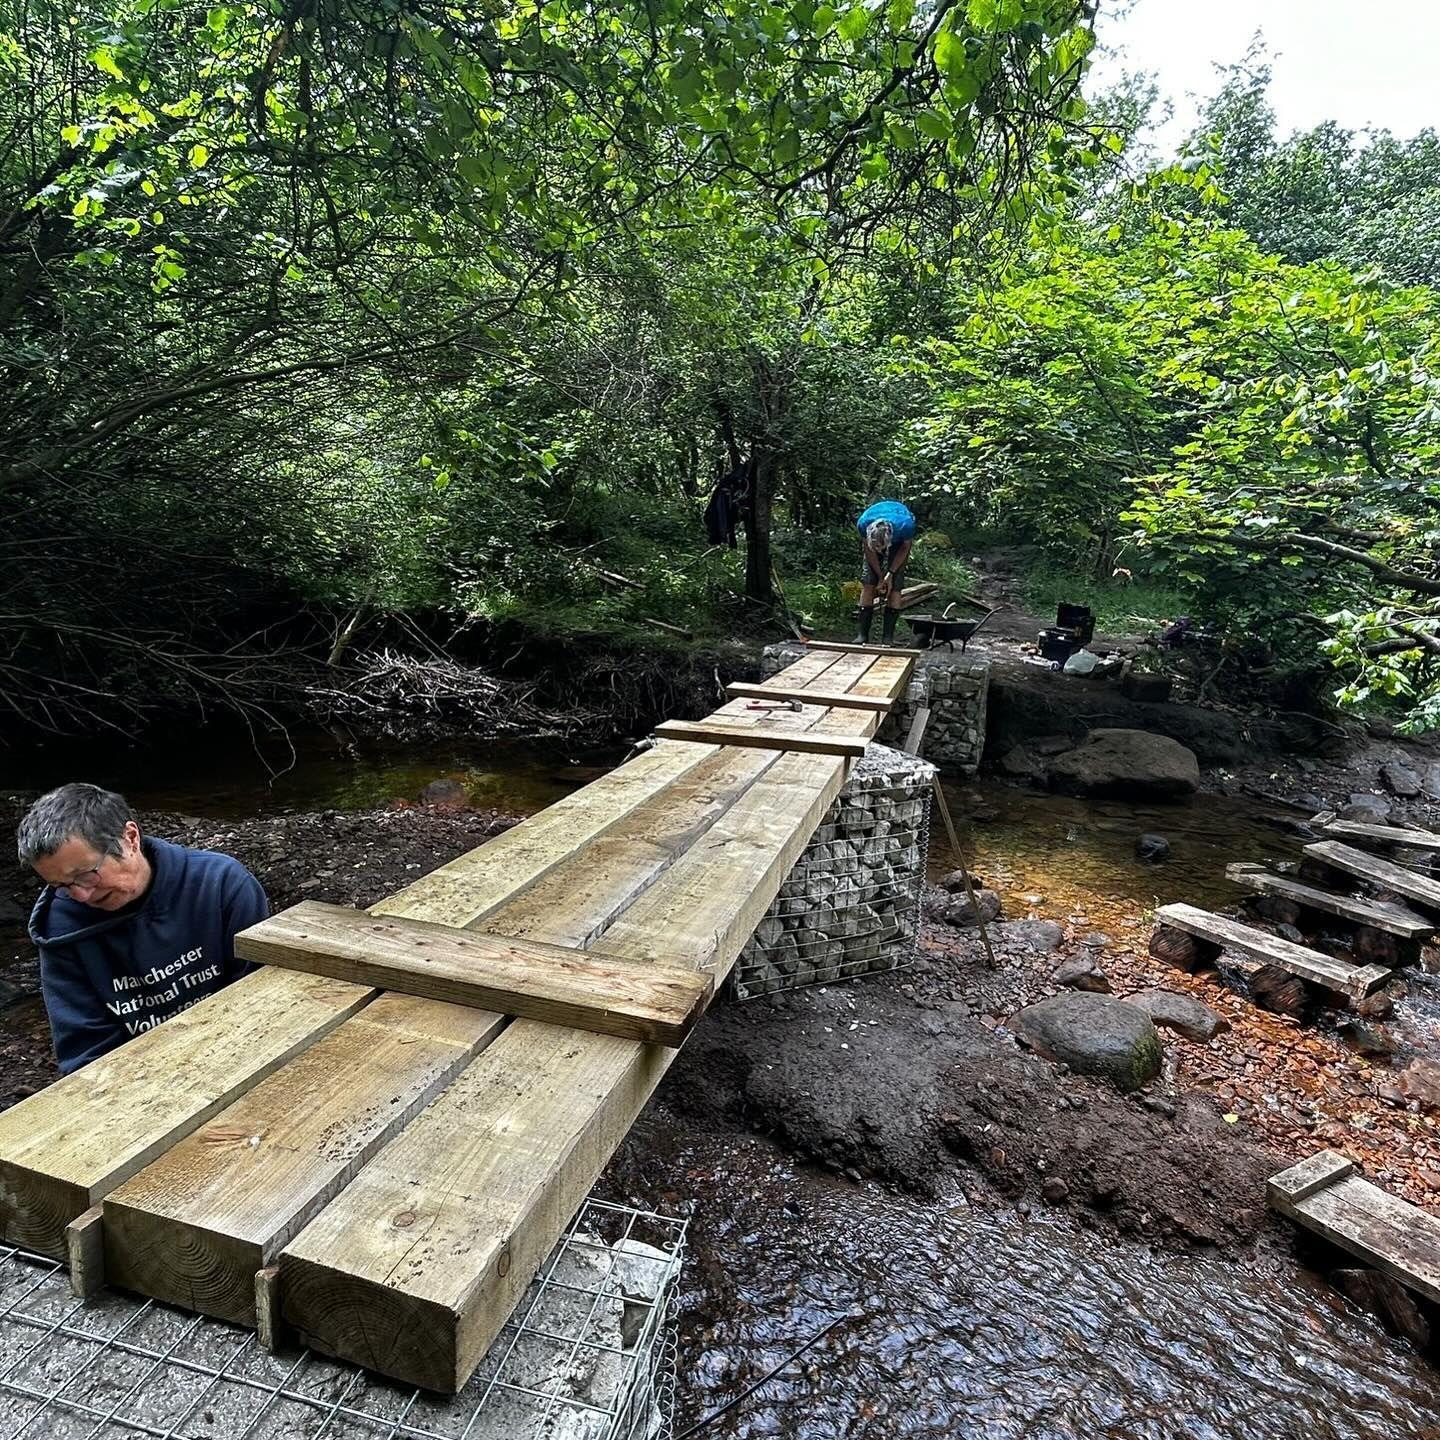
[{"xmin": 1023, "ymin": 567, "xmax": 1193, "ymax": 634}]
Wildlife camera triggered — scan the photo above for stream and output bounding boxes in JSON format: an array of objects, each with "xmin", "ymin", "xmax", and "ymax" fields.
[{"xmin": 4, "ymin": 736, "xmax": 1438, "ymax": 1437}]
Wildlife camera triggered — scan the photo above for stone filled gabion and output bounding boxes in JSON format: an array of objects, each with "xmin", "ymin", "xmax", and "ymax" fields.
[
  {"xmin": 731, "ymin": 742, "xmax": 935, "ymax": 1000},
  {"xmin": 760, "ymin": 645, "xmax": 990, "ymax": 775}
]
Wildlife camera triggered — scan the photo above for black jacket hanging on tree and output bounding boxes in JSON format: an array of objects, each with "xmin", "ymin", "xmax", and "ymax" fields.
[{"xmin": 704, "ymin": 464, "xmax": 749, "ymax": 548}]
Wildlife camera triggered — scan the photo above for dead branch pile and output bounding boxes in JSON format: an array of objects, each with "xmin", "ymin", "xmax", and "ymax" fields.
[{"xmin": 309, "ymin": 649, "xmax": 606, "ymax": 740}]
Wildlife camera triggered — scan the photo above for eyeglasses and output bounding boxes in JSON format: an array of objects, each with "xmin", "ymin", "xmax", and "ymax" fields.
[{"xmin": 59, "ymin": 856, "xmax": 113, "ymax": 892}]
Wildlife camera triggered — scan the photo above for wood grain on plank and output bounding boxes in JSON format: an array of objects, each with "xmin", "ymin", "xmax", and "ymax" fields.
[
  {"xmin": 1272, "ymin": 1165, "xmax": 1440, "ymax": 1306},
  {"xmin": 280, "ymin": 1023, "xmax": 666, "ymax": 1391},
  {"xmin": 1153, "ymin": 903, "xmax": 1391, "ymax": 998},
  {"xmin": 652, "ymin": 720, "xmax": 868, "ymax": 756},
  {"xmin": 276, "ymin": 649, "xmax": 906, "ymax": 1391},
  {"xmin": 1304, "ymin": 840, "xmax": 1440, "ymax": 912},
  {"xmin": 235, "ymin": 903, "xmax": 711, "ymax": 1044},
  {"xmin": 368, "ymin": 740, "xmax": 718, "ymax": 929},
  {"xmin": 99, "ymin": 994, "xmax": 502, "ymax": 1326},
  {"xmin": 1224, "ymin": 865, "xmax": 1434, "ymax": 939},
  {"xmin": 724, "ymin": 683, "xmax": 893, "ymax": 711},
  {"xmin": 1317, "ymin": 818, "xmax": 1440, "ymax": 853},
  {"xmin": 0, "ymin": 968, "xmax": 372, "ymax": 1259}
]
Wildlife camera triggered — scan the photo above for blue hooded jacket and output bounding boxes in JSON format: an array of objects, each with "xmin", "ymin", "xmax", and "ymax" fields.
[{"xmin": 28, "ymin": 836, "xmax": 268, "ymax": 1074}]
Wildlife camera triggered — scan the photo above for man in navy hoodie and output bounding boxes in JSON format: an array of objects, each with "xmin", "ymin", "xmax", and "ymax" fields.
[{"xmin": 18, "ymin": 783, "xmax": 269, "ymax": 1074}]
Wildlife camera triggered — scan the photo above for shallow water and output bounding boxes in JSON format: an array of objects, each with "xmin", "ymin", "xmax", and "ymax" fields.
[{"xmin": 658, "ymin": 1131, "xmax": 1438, "ymax": 1440}]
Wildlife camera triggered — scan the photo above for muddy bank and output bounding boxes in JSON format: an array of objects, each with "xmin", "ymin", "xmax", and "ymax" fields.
[{"xmin": 662, "ymin": 953, "xmax": 1275, "ymax": 1250}]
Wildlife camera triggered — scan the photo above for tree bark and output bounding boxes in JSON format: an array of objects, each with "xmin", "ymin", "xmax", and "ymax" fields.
[{"xmin": 744, "ymin": 450, "xmax": 775, "ymax": 602}]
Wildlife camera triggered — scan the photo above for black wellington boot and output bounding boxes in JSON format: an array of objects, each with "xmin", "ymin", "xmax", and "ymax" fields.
[
  {"xmin": 881, "ymin": 606, "xmax": 899, "ymax": 645},
  {"xmin": 853, "ymin": 606, "xmax": 875, "ymax": 644}
]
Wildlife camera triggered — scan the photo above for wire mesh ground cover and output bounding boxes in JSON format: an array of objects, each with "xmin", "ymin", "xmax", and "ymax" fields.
[
  {"xmin": 0, "ymin": 1200, "xmax": 683, "ymax": 1440},
  {"xmin": 731, "ymin": 744, "xmax": 935, "ymax": 999}
]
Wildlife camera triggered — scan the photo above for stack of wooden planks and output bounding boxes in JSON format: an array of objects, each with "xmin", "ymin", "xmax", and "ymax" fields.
[{"xmin": 0, "ymin": 642, "xmax": 913, "ymax": 1393}]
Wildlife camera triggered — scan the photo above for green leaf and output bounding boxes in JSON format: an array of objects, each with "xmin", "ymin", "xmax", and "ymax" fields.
[
  {"xmin": 837, "ymin": 5, "xmax": 870, "ymax": 41},
  {"xmin": 915, "ymin": 109, "xmax": 952, "ymax": 141}
]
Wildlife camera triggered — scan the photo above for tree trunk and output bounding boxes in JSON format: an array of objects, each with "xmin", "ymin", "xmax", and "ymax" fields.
[{"xmin": 744, "ymin": 450, "xmax": 775, "ymax": 602}]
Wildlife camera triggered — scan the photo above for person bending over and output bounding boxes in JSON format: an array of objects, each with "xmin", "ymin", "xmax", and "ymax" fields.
[
  {"xmin": 854, "ymin": 499, "xmax": 917, "ymax": 645},
  {"xmin": 18, "ymin": 783, "xmax": 268, "ymax": 1074}
]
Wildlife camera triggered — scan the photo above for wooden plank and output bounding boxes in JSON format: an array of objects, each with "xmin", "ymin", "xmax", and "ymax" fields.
[
  {"xmin": 802, "ymin": 639, "xmax": 924, "ymax": 657},
  {"xmin": 904, "ymin": 705, "xmax": 931, "ymax": 756},
  {"xmin": 652, "ymin": 720, "xmax": 867, "ymax": 757},
  {"xmin": 1224, "ymin": 864, "xmax": 1435, "ymax": 940},
  {"xmin": 893, "ymin": 583, "xmax": 938, "ymax": 612},
  {"xmin": 1153, "ymin": 903, "xmax": 1391, "ymax": 998},
  {"xmin": 279, "ymin": 1022, "xmax": 668, "ymax": 1392},
  {"xmin": 1305, "ymin": 840, "xmax": 1440, "ymax": 913},
  {"xmin": 0, "ymin": 968, "xmax": 372, "ymax": 1259},
  {"xmin": 276, "ymin": 650, "xmax": 910, "ymax": 1391},
  {"xmin": 255, "ymin": 1266, "xmax": 284, "ymax": 1351},
  {"xmin": 1317, "ymin": 818, "xmax": 1440, "ymax": 853},
  {"xmin": 724, "ymin": 683, "xmax": 893, "ymax": 712},
  {"xmin": 1267, "ymin": 1150, "xmax": 1355, "ymax": 1206},
  {"xmin": 467, "ymin": 743, "xmax": 794, "ymax": 951},
  {"xmin": 367, "ymin": 646, "xmax": 857, "ymax": 936},
  {"xmin": 99, "ymin": 993, "xmax": 503, "ymax": 1327},
  {"xmin": 369, "ymin": 739, "xmax": 720, "ymax": 928},
  {"xmin": 65, "ymin": 1206, "xmax": 105, "ymax": 1300},
  {"xmin": 1270, "ymin": 1159, "xmax": 1440, "ymax": 1307},
  {"xmin": 235, "ymin": 902, "xmax": 712, "ymax": 1046}
]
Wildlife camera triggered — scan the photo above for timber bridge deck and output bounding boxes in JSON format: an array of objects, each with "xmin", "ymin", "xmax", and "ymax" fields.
[{"xmin": 0, "ymin": 643, "xmax": 916, "ymax": 1394}]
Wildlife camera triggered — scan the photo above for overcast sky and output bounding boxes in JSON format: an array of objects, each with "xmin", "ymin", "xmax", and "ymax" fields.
[{"xmin": 1088, "ymin": 0, "xmax": 1440, "ymax": 156}]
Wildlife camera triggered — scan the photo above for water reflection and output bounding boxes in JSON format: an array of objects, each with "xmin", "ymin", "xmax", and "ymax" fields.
[{"xmin": 662, "ymin": 1132, "xmax": 1437, "ymax": 1440}]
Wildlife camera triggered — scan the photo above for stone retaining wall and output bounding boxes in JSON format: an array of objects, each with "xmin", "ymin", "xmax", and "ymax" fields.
[
  {"xmin": 760, "ymin": 644, "xmax": 990, "ymax": 774},
  {"xmin": 730, "ymin": 744, "xmax": 934, "ymax": 1000}
]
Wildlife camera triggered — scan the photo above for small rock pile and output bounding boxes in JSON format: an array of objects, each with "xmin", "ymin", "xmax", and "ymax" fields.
[{"xmin": 731, "ymin": 744, "xmax": 935, "ymax": 999}]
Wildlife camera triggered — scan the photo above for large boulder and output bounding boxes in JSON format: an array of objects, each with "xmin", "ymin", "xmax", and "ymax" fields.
[
  {"xmin": 1046, "ymin": 729, "xmax": 1199, "ymax": 799},
  {"xmin": 1010, "ymin": 994, "xmax": 1163, "ymax": 1092}
]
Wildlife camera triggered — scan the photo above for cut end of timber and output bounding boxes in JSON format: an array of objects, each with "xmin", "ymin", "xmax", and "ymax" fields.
[
  {"xmin": 0, "ymin": 1159, "xmax": 89, "ymax": 1261},
  {"xmin": 280, "ymin": 1255, "xmax": 462, "ymax": 1392},
  {"xmin": 1267, "ymin": 1150, "xmax": 1356, "ymax": 1209}
]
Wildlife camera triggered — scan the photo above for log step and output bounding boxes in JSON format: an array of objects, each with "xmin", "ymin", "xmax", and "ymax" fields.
[
  {"xmin": 1152, "ymin": 903, "xmax": 1391, "ymax": 999},
  {"xmin": 1315, "ymin": 817, "xmax": 1440, "ymax": 854},
  {"xmin": 1304, "ymin": 840, "xmax": 1440, "ymax": 914},
  {"xmin": 1224, "ymin": 864, "xmax": 1435, "ymax": 940},
  {"xmin": 1269, "ymin": 1151, "xmax": 1440, "ymax": 1306}
]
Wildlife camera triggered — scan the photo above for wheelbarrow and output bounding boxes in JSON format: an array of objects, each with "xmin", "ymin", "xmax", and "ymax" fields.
[{"xmin": 904, "ymin": 606, "xmax": 1001, "ymax": 652}]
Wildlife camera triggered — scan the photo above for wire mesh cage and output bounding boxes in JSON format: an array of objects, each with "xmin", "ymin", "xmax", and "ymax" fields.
[
  {"xmin": 0, "ymin": 1198, "xmax": 685, "ymax": 1440},
  {"xmin": 730, "ymin": 746, "xmax": 935, "ymax": 1000}
]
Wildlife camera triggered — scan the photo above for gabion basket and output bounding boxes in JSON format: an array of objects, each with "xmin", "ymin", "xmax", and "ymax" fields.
[{"xmin": 730, "ymin": 745, "xmax": 934, "ymax": 1000}]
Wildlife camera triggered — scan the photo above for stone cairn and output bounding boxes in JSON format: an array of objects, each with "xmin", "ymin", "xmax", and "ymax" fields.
[{"xmin": 731, "ymin": 743, "xmax": 935, "ymax": 999}]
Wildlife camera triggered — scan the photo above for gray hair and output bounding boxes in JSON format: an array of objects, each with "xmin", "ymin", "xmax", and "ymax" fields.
[
  {"xmin": 865, "ymin": 519, "xmax": 893, "ymax": 548},
  {"xmin": 16, "ymin": 784, "xmax": 135, "ymax": 868}
]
